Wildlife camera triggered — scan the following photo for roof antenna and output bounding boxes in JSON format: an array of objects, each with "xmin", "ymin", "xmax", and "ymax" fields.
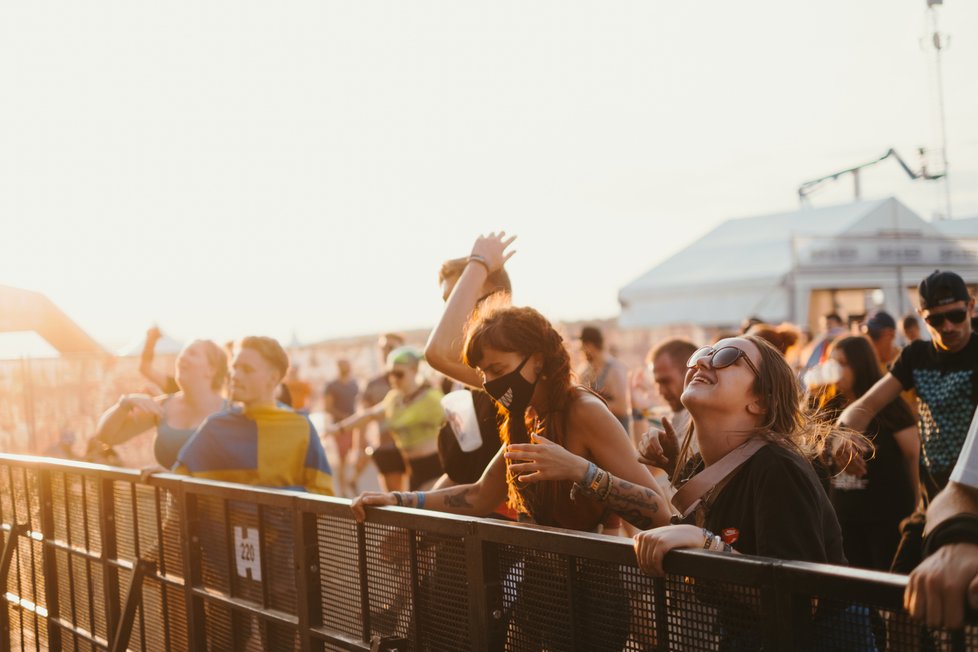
[{"xmin": 922, "ymin": 0, "xmax": 952, "ymax": 220}]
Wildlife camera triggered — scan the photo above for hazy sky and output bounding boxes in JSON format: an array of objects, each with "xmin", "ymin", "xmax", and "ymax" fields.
[{"xmin": 1, "ymin": 1, "xmax": 976, "ymax": 354}]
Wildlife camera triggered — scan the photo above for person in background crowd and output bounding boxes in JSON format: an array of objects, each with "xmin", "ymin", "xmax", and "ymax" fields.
[
  {"xmin": 578, "ymin": 325, "xmax": 631, "ymax": 433},
  {"xmin": 139, "ymin": 325, "xmax": 180, "ymax": 394},
  {"xmin": 837, "ymin": 271, "xmax": 978, "ymax": 572},
  {"xmin": 333, "ymin": 347, "xmax": 444, "ymax": 491},
  {"xmin": 94, "ymin": 339, "xmax": 228, "ymax": 469},
  {"xmin": 174, "ymin": 336, "xmax": 333, "ymax": 494},
  {"xmin": 861, "ymin": 310, "xmax": 900, "ymax": 369},
  {"xmin": 838, "ymin": 271, "xmax": 978, "ymax": 502},
  {"xmin": 747, "ymin": 322, "xmax": 801, "ymax": 360},
  {"xmin": 804, "ymin": 313, "xmax": 847, "ymax": 369},
  {"xmin": 906, "ymin": 407, "xmax": 978, "ymax": 630},
  {"xmin": 357, "ymin": 333, "xmax": 408, "ymax": 491},
  {"xmin": 283, "ymin": 364, "xmax": 313, "ymax": 412},
  {"xmin": 632, "ymin": 339, "xmax": 698, "ymax": 455},
  {"xmin": 903, "ymin": 314, "xmax": 922, "ymax": 343},
  {"xmin": 426, "ymin": 253, "xmax": 512, "ymax": 493},
  {"xmin": 324, "ymin": 359, "xmax": 361, "ymax": 495},
  {"xmin": 815, "ymin": 336, "xmax": 919, "ymax": 571}
]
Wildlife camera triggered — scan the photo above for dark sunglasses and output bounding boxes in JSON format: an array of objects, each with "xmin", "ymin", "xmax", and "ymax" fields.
[
  {"xmin": 387, "ymin": 369, "xmax": 406, "ymax": 380},
  {"xmin": 686, "ymin": 345, "xmax": 761, "ymax": 378},
  {"xmin": 924, "ymin": 309, "xmax": 969, "ymax": 329}
]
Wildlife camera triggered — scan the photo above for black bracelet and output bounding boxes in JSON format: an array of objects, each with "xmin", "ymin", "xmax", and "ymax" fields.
[
  {"xmin": 923, "ymin": 513, "xmax": 978, "ymax": 558},
  {"xmin": 393, "ymin": 492, "xmax": 404, "ymax": 507}
]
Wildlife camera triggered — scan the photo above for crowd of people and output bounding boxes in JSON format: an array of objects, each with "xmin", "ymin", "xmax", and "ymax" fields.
[{"xmin": 80, "ymin": 231, "xmax": 978, "ymax": 639}]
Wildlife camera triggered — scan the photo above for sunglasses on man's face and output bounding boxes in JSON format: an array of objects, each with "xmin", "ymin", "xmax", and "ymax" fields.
[
  {"xmin": 924, "ymin": 309, "xmax": 969, "ymax": 329},
  {"xmin": 388, "ymin": 369, "xmax": 406, "ymax": 380},
  {"xmin": 686, "ymin": 346, "xmax": 761, "ymax": 378}
]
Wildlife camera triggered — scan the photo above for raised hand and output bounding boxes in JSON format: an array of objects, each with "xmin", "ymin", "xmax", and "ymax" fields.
[
  {"xmin": 637, "ymin": 417, "xmax": 680, "ymax": 473},
  {"xmin": 470, "ymin": 232, "xmax": 517, "ymax": 273}
]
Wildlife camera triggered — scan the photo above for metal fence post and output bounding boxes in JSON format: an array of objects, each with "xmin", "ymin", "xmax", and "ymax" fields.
[
  {"xmin": 36, "ymin": 470, "xmax": 61, "ymax": 651},
  {"xmin": 294, "ymin": 508, "xmax": 322, "ymax": 652},
  {"xmin": 464, "ymin": 522, "xmax": 499, "ymax": 652},
  {"xmin": 99, "ymin": 478, "xmax": 121, "ymax": 641},
  {"xmin": 0, "ymin": 523, "xmax": 29, "ymax": 652},
  {"xmin": 179, "ymin": 487, "xmax": 207, "ymax": 651},
  {"xmin": 108, "ymin": 558, "xmax": 156, "ymax": 652}
]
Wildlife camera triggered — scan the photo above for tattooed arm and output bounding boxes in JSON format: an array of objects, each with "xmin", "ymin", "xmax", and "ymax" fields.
[{"xmin": 351, "ymin": 446, "xmax": 508, "ymax": 520}]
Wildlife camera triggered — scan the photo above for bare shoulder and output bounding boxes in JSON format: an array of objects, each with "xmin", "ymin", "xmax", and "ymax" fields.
[{"xmin": 567, "ymin": 389, "xmax": 618, "ymax": 431}]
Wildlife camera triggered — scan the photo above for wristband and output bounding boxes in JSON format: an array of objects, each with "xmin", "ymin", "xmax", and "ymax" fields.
[
  {"xmin": 393, "ymin": 492, "xmax": 404, "ymax": 507},
  {"xmin": 581, "ymin": 461, "xmax": 598, "ymax": 488},
  {"xmin": 631, "ymin": 408, "xmax": 649, "ymax": 421},
  {"xmin": 415, "ymin": 492, "xmax": 426, "ymax": 509},
  {"xmin": 922, "ymin": 513, "xmax": 978, "ymax": 558},
  {"xmin": 598, "ymin": 472, "xmax": 614, "ymax": 502},
  {"xmin": 702, "ymin": 529, "xmax": 715, "ymax": 549},
  {"xmin": 467, "ymin": 255, "xmax": 491, "ymax": 274}
]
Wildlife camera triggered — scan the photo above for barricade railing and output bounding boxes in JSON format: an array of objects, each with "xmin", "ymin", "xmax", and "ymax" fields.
[{"xmin": 0, "ymin": 453, "xmax": 975, "ymax": 651}]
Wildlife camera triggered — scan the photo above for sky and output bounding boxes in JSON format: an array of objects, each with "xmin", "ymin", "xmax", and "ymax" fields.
[{"xmin": 1, "ymin": 0, "xmax": 976, "ymax": 354}]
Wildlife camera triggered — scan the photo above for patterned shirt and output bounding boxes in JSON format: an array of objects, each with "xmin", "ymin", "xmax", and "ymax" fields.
[{"xmin": 890, "ymin": 333, "xmax": 978, "ymax": 480}]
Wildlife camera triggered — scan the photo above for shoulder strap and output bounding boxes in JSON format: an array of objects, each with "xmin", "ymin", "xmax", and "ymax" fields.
[{"xmin": 671, "ymin": 438, "xmax": 768, "ymax": 519}]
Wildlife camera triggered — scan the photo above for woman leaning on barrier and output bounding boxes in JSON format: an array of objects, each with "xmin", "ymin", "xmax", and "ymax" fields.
[
  {"xmin": 635, "ymin": 336, "xmax": 879, "ymax": 649},
  {"xmin": 352, "ymin": 232, "xmax": 673, "ymax": 649}
]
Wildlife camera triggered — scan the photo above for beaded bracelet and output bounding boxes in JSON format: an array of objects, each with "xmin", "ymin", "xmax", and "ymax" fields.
[{"xmin": 598, "ymin": 472, "xmax": 614, "ymax": 502}]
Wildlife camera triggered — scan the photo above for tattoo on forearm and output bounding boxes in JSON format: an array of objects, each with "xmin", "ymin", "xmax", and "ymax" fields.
[
  {"xmin": 606, "ymin": 479, "xmax": 660, "ymax": 529},
  {"xmin": 444, "ymin": 487, "xmax": 474, "ymax": 509}
]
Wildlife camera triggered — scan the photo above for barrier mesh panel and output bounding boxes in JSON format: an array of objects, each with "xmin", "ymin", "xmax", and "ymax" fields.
[
  {"xmin": 318, "ymin": 514, "xmax": 362, "ymax": 639},
  {"xmin": 364, "ymin": 522, "xmax": 413, "ymax": 641},
  {"xmin": 663, "ymin": 574, "xmax": 758, "ymax": 650},
  {"xmin": 497, "ymin": 545, "xmax": 574, "ymax": 652},
  {"xmin": 197, "ymin": 495, "xmax": 231, "ymax": 594},
  {"xmin": 414, "ymin": 530, "xmax": 468, "ymax": 651},
  {"xmin": 227, "ymin": 501, "xmax": 263, "ymax": 605},
  {"xmin": 157, "ymin": 488, "xmax": 184, "ymax": 580}
]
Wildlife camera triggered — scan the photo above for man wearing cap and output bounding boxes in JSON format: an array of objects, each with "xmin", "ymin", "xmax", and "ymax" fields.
[
  {"xmin": 839, "ymin": 270, "xmax": 977, "ymax": 500},
  {"xmin": 862, "ymin": 310, "xmax": 901, "ymax": 370}
]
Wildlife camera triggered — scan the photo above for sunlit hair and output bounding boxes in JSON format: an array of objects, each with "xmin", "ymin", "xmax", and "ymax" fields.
[
  {"xmin": 747, "ymin": 322, "xmax": 801, "ymax": 356},
  {"xmin": 238, "ymin": 336, "xmax": 290, "ymax": 382},
  {"xmin": 439, "ymin": 257, "xmax": 512, "ymax": 296},
  {"xmin": 182, "ymin": 339, "xmax": 229, "ymax": 391},
  {"xmin": 672, "ymin": 334, "xmax": 865, "ymax": 485},
  {"xmin": 463, "ymin": 299, "xmax": 574, "ymax": 515}
]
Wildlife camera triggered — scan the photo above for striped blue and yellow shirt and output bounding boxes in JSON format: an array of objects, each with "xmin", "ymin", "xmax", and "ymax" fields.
[{"xmin": 174, "ymin": 404, "xmax": 333, "ymax": 495}]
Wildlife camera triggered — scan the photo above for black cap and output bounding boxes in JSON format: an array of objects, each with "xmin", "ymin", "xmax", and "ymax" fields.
[{"xmin": 919, "ymin": 270, "xmax": 971, "ymax": 310}]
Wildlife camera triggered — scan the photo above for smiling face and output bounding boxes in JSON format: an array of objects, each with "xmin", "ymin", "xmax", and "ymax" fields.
[{"xmin": 681, "ymin": 337, "xmax": 763, "ymax": 420}]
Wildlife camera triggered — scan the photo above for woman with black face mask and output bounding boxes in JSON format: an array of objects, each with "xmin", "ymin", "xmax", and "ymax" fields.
[{"xmin": 351, "ymin": 232, "xmax": 671, "ymax": 531}]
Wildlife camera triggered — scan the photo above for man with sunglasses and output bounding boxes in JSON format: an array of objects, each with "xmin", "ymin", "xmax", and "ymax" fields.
[{"xmin": 839, "ymin": 270, "xmax": 978, "ymax": 501}]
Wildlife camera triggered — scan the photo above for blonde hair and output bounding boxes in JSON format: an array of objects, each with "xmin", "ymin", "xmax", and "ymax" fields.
[
  {"xmin": 238, "ymin": 336, "xmax": 290, "ymax": 382},
  {"xmin": 194, "ymin": 339, "xmax": 228, "ymax": 390}
]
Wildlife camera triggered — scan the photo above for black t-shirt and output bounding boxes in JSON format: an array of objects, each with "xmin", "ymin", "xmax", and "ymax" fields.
[
  {"xmin": 890, "ymin": 333, "xmax": 978, "ymax": 479},
  {"xmin": 705, "ymin": 445, "xmax": 846, "ymax": 565},
  {"xmin": 437, "ymin": 389, "xmax": 503, "ymax": 484},
  {"xmin": 830, "ymin": 407, "xmax": 916, "ymax": 524}
]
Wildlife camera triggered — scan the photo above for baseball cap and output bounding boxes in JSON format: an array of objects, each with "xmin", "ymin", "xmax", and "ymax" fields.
[{"xmin": 919, "ymin": 270, "xmax": 971, "ymax": 310}]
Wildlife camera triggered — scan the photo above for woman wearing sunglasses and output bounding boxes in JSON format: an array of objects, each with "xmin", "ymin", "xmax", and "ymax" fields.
[
  {"xmin": 634, "ymin": 335, "xmax": 847, "ymax": 576},
  {"xmin": 331, "ymin": 346, "xmax": 445, "ymax": 491}
]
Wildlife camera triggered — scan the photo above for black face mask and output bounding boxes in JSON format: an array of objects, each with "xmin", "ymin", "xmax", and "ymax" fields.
[{"xmin": 483, "ymin": 354, "xmax": 538, "ymax": 416}]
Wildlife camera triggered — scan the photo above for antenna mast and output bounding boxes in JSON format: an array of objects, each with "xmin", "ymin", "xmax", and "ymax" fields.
[{"xmin": 924, "ymin": 0, "xmax": 952, "ymax": 219}]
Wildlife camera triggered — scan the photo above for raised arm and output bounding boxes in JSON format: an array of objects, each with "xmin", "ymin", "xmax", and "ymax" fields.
[
  {"xmin": 425, "ymin": 232, "xmax": 515, "ymax": 389},
  {"xmin": 893, "ymin": 425, "xmax": 921, "ymax": 508},
  {"xmin": 332, "ymin": 402, "xmax": 385, "ymax": 433}
]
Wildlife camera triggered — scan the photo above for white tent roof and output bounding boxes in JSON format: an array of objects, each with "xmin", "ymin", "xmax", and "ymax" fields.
[
  {"xmin": 117, "ymin": 330, "xmax": 184, "ymax": 357},
  {"xmin": 618, "ymin": 197, "xmax": 943, "ymax": 328}
]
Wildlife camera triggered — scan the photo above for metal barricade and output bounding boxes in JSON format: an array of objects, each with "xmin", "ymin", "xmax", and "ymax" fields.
[{"xmin": 0, "ymin": 453, "xmax": 975, "ymax": 651}]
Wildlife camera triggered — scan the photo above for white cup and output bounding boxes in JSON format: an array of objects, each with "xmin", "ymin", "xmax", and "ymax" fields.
[{"xmin": 441, "ymin": 390, "xmax": 482, "ymax": 452}]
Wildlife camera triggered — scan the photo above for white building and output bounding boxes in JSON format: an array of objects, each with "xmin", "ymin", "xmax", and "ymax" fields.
[{"xmin": 618, "ymin": 197, "xmax": 978, "ymax": 332}]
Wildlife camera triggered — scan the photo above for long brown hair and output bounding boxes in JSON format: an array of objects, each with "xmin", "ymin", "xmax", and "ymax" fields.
[
  {"xmin": 672, "ymin": 334, "xmax": 862, "ymax": 485},
  {"xmin": 462, "ymin": 301, "xmax": 575, "ymax": 515}
]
